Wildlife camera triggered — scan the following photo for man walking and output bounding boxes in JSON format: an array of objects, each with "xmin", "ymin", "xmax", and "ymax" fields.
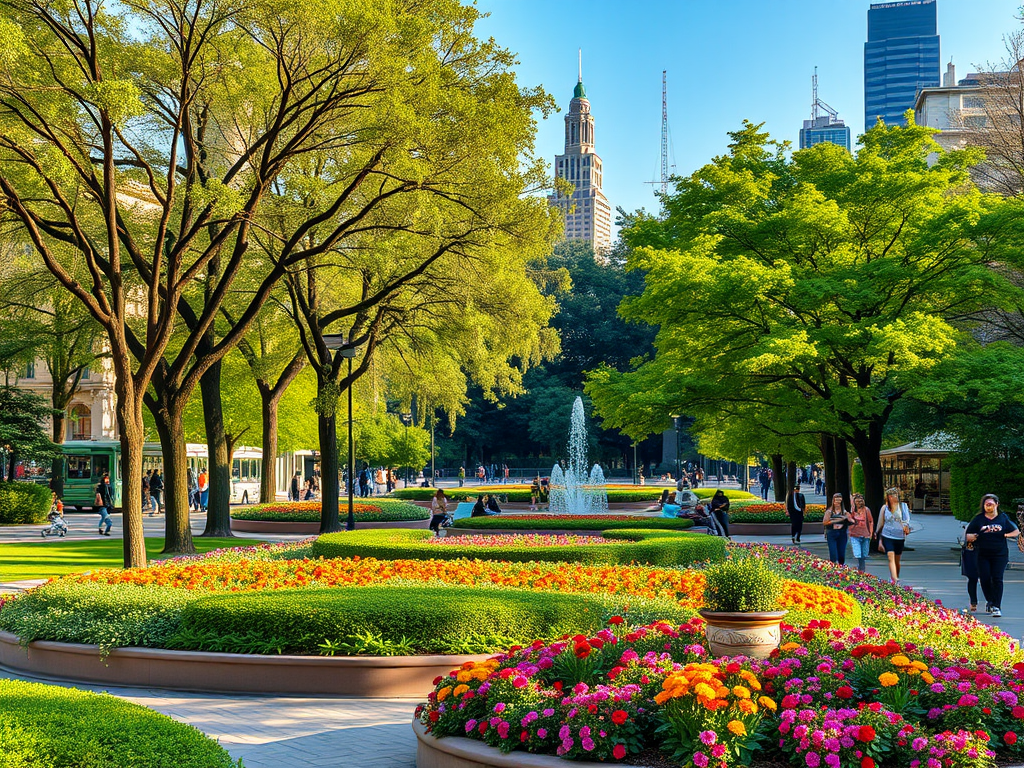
[
  {"xmin": 149, "ymin": 469, "xmax": 164, "ymax": 515},
  {"xmin": 94, "ymin": 473, "xmax": 114, "ymax": 535},
  {"xmin": 787, "ymin": 483, "xmax": 806, "ymax": 545},
  {"xmin": 759, "ymin": 468, "xmax": 771, "ymax": 501}
]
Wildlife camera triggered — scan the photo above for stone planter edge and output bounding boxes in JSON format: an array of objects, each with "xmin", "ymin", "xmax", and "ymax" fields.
[
  {"xmin": 229, "ymin": 518, "xmax": 428, "ymax": 534},
  {"xmin": 0, "ymin": 630, "xmax": 485, "ymax": 697}
]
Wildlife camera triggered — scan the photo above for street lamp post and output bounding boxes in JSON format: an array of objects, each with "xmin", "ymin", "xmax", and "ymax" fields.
[
  {"xmin": 323, "ymin": 334, "xmax": 359, "ymax": 532},
  {"xmin": 671, "ymin": 415, "xmax": 681, "ymax": 481},
  {"xmin": 399, "ymin": 412, "xmax": 412, "ymax": 486}
]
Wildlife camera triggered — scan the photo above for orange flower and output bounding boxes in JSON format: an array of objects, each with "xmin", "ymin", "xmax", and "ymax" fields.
[{"xmin": 727, "ymin": 720, "xmax": 747, "ymax": 736}]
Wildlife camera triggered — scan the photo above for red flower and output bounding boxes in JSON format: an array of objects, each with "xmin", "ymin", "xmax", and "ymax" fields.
[
  {"xmin": 574, "ymin": 642, "xmax": 592, "ymax": 659},
  {"xmin": 591, "ymin": 638, "xmax": 604, "ymax": 649},
  {"xmin": 726, "ymin": 661, "xmax": 742, "ymax": 674},
  {"xmin": 613, "ymin": 744, "xmax": 627, "ymax": 760},
  {"xmin": 432, "ymin": 676, "xmax": 443, "ymax": 685},
  {"xmin": 608, "ymin": 615, "xmax": 624, "ymax": 625},
  {"xmin": 428, "ymin": 711, "xmax": 440, "ymax": 723},
  {"xmin": 858, "ymin": 725, "xmax": 877, "ymax": 742},
  {"xmin": 478, "ymin": 721, "xmax": 488, "ymax": 734},
  {"xmin": 837, "ymin": 686, "xmax": 854, "ymax": 699},
  {"xmin": 1013, "ymin": 706, "xmax": 1024, "ymax": 719},
  {"xmin": 611, "ymin": 709, "xmax": 629, "ymax": 725},
  {"xmin": 801, "ymin": 628, "xmax": 815, "ymax": 642},
  {"xmin": 521, "ymin": 730, "xmax": 529, "ymax": 742},
  {"xmin": 1005, "ymin": 732, "xmax": 1018, "ymax": 746},
  {"xmin": 861, "ymin": 758, "xmax": 875, "ymax": 768}
]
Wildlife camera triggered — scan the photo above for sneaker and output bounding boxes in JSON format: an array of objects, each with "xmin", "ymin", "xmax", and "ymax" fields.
[
  {"xmin": 992, "ymin": 607, "xmax": 1002, "ymax": 618},
  {"xmin": 98, "ymin": 528, "xmax": 104, "ymax": 534},
  {"xmin": 986, "ymin": 603, "xmax": 993, "ymax": 614}
]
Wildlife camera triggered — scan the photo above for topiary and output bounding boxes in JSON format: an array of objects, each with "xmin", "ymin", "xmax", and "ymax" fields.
[
  {"xmin": 702, "ymin": 558, "xmax": 783, "ymax": 613},
  {"xmin": 0, "ymin": 481, "xmax": 51, "ymax": 525}
]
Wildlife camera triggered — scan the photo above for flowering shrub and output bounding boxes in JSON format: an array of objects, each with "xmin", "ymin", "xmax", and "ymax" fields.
[
  {"xmin": 419, "ymin": 616, "xmax": 1023, "ymax": 766},
  {"xmin": 454, "ymin": 515, "xmax": 694, "ymax": 531},
  {"xmin": 231, "ymin": 499, "xmax": 427, "ymax": 523},
  {"xmin": 428, "ymin": 534, "xmax": 608, "ymax": 548},
  {"xmin": 729, "ymin": 504, "xmax": 826, "ymax": 524}
]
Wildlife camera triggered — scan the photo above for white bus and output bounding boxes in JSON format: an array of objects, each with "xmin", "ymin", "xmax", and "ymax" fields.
[{"xmin": 141, "ymin": 443, "xmax": 263, "ymax": 505}]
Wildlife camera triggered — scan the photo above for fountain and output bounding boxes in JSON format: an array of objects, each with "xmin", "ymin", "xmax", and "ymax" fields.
[{"xmin": 548, "ymin": 397, "xmax": 609, "ymax": 514}]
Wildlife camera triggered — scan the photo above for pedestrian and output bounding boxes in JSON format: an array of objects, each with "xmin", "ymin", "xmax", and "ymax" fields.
[
  {"xmin": 823, "ymin": 493, "xmax": 854, "ymax": 565},
  {"xmin": 303, "ymin": 477, "xmax": 314, "ymax": 501},
  {"xmin": 198, "ymin": 467, "xmax": 210, "ymax": 512},
  {"xmin": 530, "ymin": 476, "xmax": 541, "ymax": 511},
  {"xmin": 358, "ymin": 466, "xmax": 370, "ymax": 498},
  {"xmin": 486, "ymin": 494, "xmax": 503, "ymax": 515},
  {"xmin": 149, "ymin": 469, "xmax": 163, "ymax": 515},
  {"xmin": 503, "ymin": 464, "xmax": 509, "ymax": 484},
  {"xmin": 786, "ymin": 483, "xmax": 806, "ymax": 545},
  {"xmin": 471, "ymin": 494, "xmax": 488, "ymax": 517},
  {"xmin": 374, "ymin": 467, "xmax": 385, "ymax": 495},
  {"xmin": 964, "ymin": 493, "xmax": 1019, "ymax": 618},
  {"xmin": 187, "ymin": 467, "xmax": 199, "ymax": 511},
  {"xmin": 759, "ymin": 469, "xmax": 770, "ymax": 501},
  {"xmin": 142, "ymin": 469, "xmax": 151, "ymax": 513},
  {"xmin": 848, "ymin": 493, "xmax": 874, "ymax": 572},
  {"xmin": 878, "ymin": 487, "xmax": 912, "ymax": 585},
  {"xmin": 94, "ymin": 472, "xmax": 114, "ymax": 535},
  {"xmin": 458, "ymin": 466, "xmax": 465, "ymax": 487},
  {"xmin": 709, "ymin": 489, "xmax": 731, "ymax": 539},
  {"xmin": 428, "ymin": 489, "xmax": 448, "ymax": 536},
  {"xmin": 290, "ymin": 471, "xmax": 301, "ymax": 502}
]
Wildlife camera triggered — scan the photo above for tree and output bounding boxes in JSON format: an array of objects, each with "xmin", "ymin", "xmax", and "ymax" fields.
[
  {"xmin": 586, "ymin": 118, "xmax": 1019, "ymax": 519},
  {"xmin": 357, "ymin": 413, "xmax": 429, "ymax": 473},
  {"xmin": 0, "ymin": 387, "xmax": 58, "ymax": 480}
]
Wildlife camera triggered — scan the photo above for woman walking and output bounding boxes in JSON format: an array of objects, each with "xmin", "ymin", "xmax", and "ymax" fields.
[
  {"xmin": 964, "ymin": 493, "xmax": 1019, "ymax": 618},
  {"xmin": 709, "ymin": 489, "xmax": 731, "ymax": 539},
  {"xmin": 878, "ymin": 488, "xmax": 912, "ymax": 584},
  {"xmin": 823, "ymin": 493, "xmax": 854, "ymax": 565},
  {"xmin": 848, "ymin": 494, "xmax": 874, "ymax": 571},
  {"xmin": 429, "ymin": 489, "xmax": 449, "ymax": 536}
]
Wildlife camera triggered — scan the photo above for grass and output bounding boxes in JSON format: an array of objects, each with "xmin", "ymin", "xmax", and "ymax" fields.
[{"xmin": 0, "ymin": 537, "xmax": 262, "ymax": 581}]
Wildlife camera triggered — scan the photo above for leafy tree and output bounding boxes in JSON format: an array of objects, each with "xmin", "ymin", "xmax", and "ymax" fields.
[
  {"xmin": 356, "ymin": 413, "xmax": 429, "ymax": 473},
  {"xmin": 586, "ymin": 118, "xmax": 1020, "ymax": 518},
  {"xmin": 0, "ymin": 387, "xmax": 58, "ymax": 480}
]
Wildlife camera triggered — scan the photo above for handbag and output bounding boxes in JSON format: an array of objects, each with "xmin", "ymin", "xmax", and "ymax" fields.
[{"xmin": 95, "ymin": 492, "xmax": 103, "ymax": 506}]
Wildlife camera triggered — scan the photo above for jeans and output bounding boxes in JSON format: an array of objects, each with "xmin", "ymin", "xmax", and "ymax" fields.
[
  {"xmin": 826, "ymin": 528, "xmax": 849, "ymax": 565},
  {"xmin": 849, "ymin": 536, "xmax": 871, "ymax": 560},
  {"xmin": 977, "ymin": 550, "xmax": 1009, "ymax": 609},
  {"xmin": 713, "ymin": 510, "xmax": 730, "ymax": 538},
  {"xmin": 97, "ymin": 506, "xmax": 113, "ymax": 532}
]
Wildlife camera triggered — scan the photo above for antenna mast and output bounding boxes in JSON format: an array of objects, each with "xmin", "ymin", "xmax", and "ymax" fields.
[
  {"xmin": 810, "ymin": 66, "xmax": 839, "ymax": 122},
  {"xmin": 660, "ymin": 70, "xmax": 668, "ymax": 197}
]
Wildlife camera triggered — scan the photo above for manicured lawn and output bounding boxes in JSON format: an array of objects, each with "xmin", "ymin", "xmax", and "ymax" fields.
[{"xmin": 0, "ymin": 538, "xmax": 261, "ymax": 581}]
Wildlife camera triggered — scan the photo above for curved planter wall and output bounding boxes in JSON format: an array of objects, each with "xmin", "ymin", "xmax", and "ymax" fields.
[
  {"xmin": 229, "ymin": 518, "xmax": 428, "ymax": 534},
  {"xmin": 0, "ymin": 631, "xmax": 484, "ymax": 697},
  {"xmin": 412, "ymin": 719, "xmax": 636, "ymax": 768}
]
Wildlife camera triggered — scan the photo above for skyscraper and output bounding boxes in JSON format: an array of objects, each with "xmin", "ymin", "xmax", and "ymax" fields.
[
  {"xmin": 864, "ymin": 0, "xmax": 940, "ymax": 129},
  {"xmin": 799, "ymin": 69, "xmax": 852, "ymax": 152},
  {"xmin": 549, "ymin": 57, "xmax": 612, "ymax": 255}
]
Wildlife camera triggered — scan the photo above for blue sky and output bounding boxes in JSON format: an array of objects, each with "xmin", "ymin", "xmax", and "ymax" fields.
[{"xmin": 475, "ymin": 0, "xmax": 1021, "ymax": 221}]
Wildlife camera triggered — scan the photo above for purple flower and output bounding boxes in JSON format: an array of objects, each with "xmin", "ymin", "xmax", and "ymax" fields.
[
  {"xmin": 805, "ymin": 752, "xmax": 821, "ymax": 768},
  {"xmin": 493, "ymin": 702, "xmax": 506, "ymax": 713}
]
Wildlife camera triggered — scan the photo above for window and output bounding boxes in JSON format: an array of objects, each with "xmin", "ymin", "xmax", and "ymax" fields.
[
  {"xmin": 963, "ymin": 95, "xmax": 985, "ymax": 109},
  {"xmin": 92, "ymin": 454, "xmax": 109, "ymax": 479},
  {"xmin": 24, "ymin": 360, "xmax": 34, "ymax": 379},
  {"xmin": 80, "ymin": 365, "xmax": 90, "ymax": 380},
  {"xmin": 68, "ymin": 404, "xmax": 91, "ymax": 440},
  {"xmin": 67, "ymin": 455, "xmax": 91, "ymax": 479}
]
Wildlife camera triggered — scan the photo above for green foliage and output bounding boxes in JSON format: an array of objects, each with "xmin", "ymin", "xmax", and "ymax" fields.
[
  {"xmin": 703, "ymin": 558, "xmax": 783, "ymax": 613},
  {"xmin": 392, "ymin": 486, "xmax": 689, "ymax": 502},
  {"xmin": 0, "ymin": 481, "xmax": 51, "ymax": 525},
  {"xmin": 0, "ymin": 387, "xmax": 59, "ymax": 468},
  {"xmin": 310, "ymin": 528, "xmax": 726, "ymax": 566},
  {"xmin": 691, "ymin": 488, "xmax": 758, "ymax": 501},
  {"xmin": 452, "ymin": 515, "xmax": 694, "ymax": 531},
  {"xmin": 948, "ymin": 457, "xmax": 1024, "ymax": 523},
  {"xmin": 171, "ymin": 586, "xmax": 680, "ymax": 655},
  {"xmin": 728, "ymin": 506, "xmax": 826, "ymax": 524},
  {"xmin": 231, "ymin": 498, "xmax": 427, "ymax": 522},
  {"xmin": 852, "ymin": 461, "xmax": 865, "ymax": 495},
  {"xmin": 357, "ymin": 413, "xmax": 430, "ymax": 469},
  {"xmin": 0, "ymin": 679, "xmax": 239, "ymax": 768}
]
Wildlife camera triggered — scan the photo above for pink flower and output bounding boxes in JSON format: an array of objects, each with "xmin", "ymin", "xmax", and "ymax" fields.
[
  {"xmin": 693, "ymin": 752, "xmax": 709, "ymax": 768},
  {"xmin": 699, "ymin": 730, "xmax": 717, "ymax": 745}
]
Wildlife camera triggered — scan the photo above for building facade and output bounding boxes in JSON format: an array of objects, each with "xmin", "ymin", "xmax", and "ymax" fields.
[
  {"xmin": 549, "ymin": 76, "xmax": 613, "ymax": 255},
  {"xmin": 799, "ymin": 115, "xmax": 852, "ymax": 152},
  {"xmin": 13, "ymin": 357, "xmax": 119, "ymax": 442},
  {"xmin": 865, "ymin": 0, "xmax": 940, "ymax": 128}
]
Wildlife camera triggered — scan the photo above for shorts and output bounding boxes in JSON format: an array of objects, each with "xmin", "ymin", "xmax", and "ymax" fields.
[{"xmin": 881, "ymin": 536, "xmax": 905, "ymax": 555}]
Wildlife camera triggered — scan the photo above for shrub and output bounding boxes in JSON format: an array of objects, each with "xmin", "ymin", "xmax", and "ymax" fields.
[
  {"xmin": 703, "ymin": 558, "xmax": 783, "ymax": 613},
  {"xmin": 310, "ymin": 528, "xmax": 727, "ymax": 567},
  {"xmin": 949, "ymin": 456, "xmax": 1024, "ymax": 522},
  {"xmin": 0, "ymin": 480, "xmax": 51, "ymax": 525},
  {"xmin": 231, "ymin": 498, "xmax": 427, "ymax": 523},
  {"xmin": 728, "ymin": 504, "xmax": 826, "ymax": 523},
  {"xmin": 171, "ymin": 585, "xmax": 689, "ymax": 655},
  {"xmin": 451, "ymin": 514, "xmax": 694, "ymax": 531},
  {"xmin": 691, "ymin": 488, "xmax": 759, "ymax": 501},
  {"xmin": 391, "ymin": 486, "xmax": 668, "ymax": 503},
  {"xmin": 0, "ymin": 679, "xmax": 239, "ymax": 767}
]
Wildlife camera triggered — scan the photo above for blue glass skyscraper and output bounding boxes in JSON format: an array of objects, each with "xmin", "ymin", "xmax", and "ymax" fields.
[{"xmin": 864, "ymin": 0, "xmax": 940, "ymax": 129}]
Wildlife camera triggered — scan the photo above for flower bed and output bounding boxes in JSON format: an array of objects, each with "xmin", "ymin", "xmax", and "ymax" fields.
[
  {"xmin": 310, "ymin": 528, "xmax": 727, "ymax": 566},
  {"xmin": 726, "ymin": 503, "xmax": 826, "ymax": 524},
  {"xmin": 452, "ymin": 515, "xmax": 694, "ymax": 532},
  {"xmin": 417, "ymin": 615, "xmax": 1024, "ymax": 767},
  {"xmin": 429, "ymin": 534, "xmax": 609, "ymax": 548},
  {"xmin": 393, "ymin": 486, "xmax": 759, "ymax": 504},
  {"xmin": 2, "ymin": 678, "xmax": 237, "ymax": 767},
  {"xmin": 231, "ymin": 498, "xmax": 427, "ymax": 522}
]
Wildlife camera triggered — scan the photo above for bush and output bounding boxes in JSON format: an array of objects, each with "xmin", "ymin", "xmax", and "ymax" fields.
[
  {"xmin": 949, "ymin": 456, "xmax": 1024, "ymax": 522},
  {"xmin": 231, "ymin": 498, "xmax": 427, "ymax": 523},
  {"xmin": 391, "ymin": 486, "xmax": 667, "ymax": 503},
  {"xmin": 691, "ymin": 488, "xmax": 759, "ymax": 501},
  {"xmin": 310, "ymin": 528, "xmax": 727, "ymax": 567},
  {"xmin": 0, "ymin": 480, "xmax": 51, "ymax": 525},
  {"xmin": 171, "ymin": 585, "xmax": 690, "ymax": 655},
  {"xmin": 0, "ymin": 679, "xmax": 238, "ymax": 768},
  {"xmin": 451, "ymin": 515, "xmax": 694, "ymax": 531},
  {"xmin": 703, "ymin": 558, "xmax": 783, "ymax": 613},
  {"xmin": 728, "ymin": 504, "xmax": 826, "ymax": 523}
]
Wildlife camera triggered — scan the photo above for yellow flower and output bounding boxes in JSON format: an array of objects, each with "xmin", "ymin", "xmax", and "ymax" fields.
[
  {"xmin": 456, "ymin": 671, "xmax": 472, "ymax": 683},
  {"xmin": 453, "ymin": 684, "xmax": 469, "ymax": 697},
  {"xmin": 910, "ymin": 661, "xmax": 928, "ymax": 672},
  {"xmin": 436, "ymin": 686, "xmax": 452, "ymax": 701},
  {"xmin": 727, "ymin": 719, "xmax": 747, "ymax": 736},
  {"xmin": 878, "ymin": 672, "xmax": 900, "ymax": 687},
  {"xmin": 738, "ymin": 698, "xmax": 758, "ymax": 715},
  {"xmin": 781, "ymin": 642, "xmax": 801, "ymax": 651},
  {"xmin": 758, "ymin": 696, "xmax": 777, "ymax": 712},
  {"xmin": 694, "ymin": 682, "xmax": 717, "ymax": 700},
  {"xmin": 890, "ymin": 655, "xmax": 910, "ymax": 667},
  {"xmin": 732, "ymin": 685, "xmax": 752, "ymax": 699},
  {"xmin": 920, "ymin": 672, "xmax": 935, "ymax": 685}
]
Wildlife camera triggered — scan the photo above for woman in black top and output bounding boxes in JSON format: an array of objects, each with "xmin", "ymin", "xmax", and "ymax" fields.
[
  {"xmin": 709, "ymin": 490, "xmax": 731, "ymax": 539},
  {"xmin": 471, "ymin": 496, "xmax": 488, "ymax": 517},
  {"xmin": 964, "ymin": 493, "xmax": 1020, "ymax": 618},
  {"xmin": 486, "ymin": 495, "xmax": 502, "ymax": 515}
]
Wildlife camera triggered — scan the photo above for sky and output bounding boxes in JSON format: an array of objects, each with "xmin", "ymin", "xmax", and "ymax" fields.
[{"xmin": 475, "ymin": 0, "xmax": 1022, "ymax": 221}]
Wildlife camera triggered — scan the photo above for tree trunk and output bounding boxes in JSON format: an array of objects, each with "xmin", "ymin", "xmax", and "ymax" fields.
[
  {"xmin": 50, "ymin": 412, "xmax": 66, "ymax": 496},
  {"xmin": 113, "ymin": 373, "xmax": 147, "ymax": 568},
  {"xmin": 258, "ymin": 385, "xmax": 279, "ymax": 504},
  {"xmin": 149, "ymin": 395, "xmax": 195, "ymax": 555},
  {"xmin": 834, "ymin": 438, "xmax": 852, "ymax": 501},
  {"xmin": 319, "ymin": 408, "xmax": 342, "ymax": 533},
  {"xmin": 848, "ymin": 423, "xmax": 886, "ymax": 540},
  {"xmin": 199, "ymin": 359, "xmax": 234, "ymax": 537},
  {"xmin": 820, "ymin": 433, "xmax": 837, "ymax": 500},
  {"xmin": 786, "ymin": 461, "xmax": 797, "ymax": 496},
  {"xmin": 770, "ymin": 453, "xmax": 786, "ymax": 501}
]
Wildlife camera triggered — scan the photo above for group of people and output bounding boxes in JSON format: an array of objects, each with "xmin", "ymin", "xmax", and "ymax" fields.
[
  {"xmin": 473, "ymin": 464, "xmax": 511, "ymax": 484},
  {"xmin": 141, "ymin": 469, "xmax": 164, "ymax": 516},
  {"xmin": 289, "ymin": 471, "xmax": 320, "ymax": 501},
  {"xmin": 657, "ymin": 488, "xmax": 732, "ymax": 538},
  {"xmin": 356, "ymin": 466, "xmax": 399, "ymax": 497}
]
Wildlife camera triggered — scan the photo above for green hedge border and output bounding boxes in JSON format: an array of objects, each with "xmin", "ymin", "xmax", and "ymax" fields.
[
  {"xmin": 451, "ymin": 515, "xmax": 694, "ymax": 531},
  {"xmin": 0, "ymin": 481, "xmax": 51, "ymax": 525},
  {"xmin": 1, "ymin": 678, "xmax": 238, "ymax": 767},
  {"xmin": 310, "ymin": 527, "xmax": 727, "ymax": 566},
  {"xmin": 231, "ymin": 498, "xmax": 427, "ymax": 523},
  {"xmin": 391, "ymin": 486, "xmax": 759, "ymax": 503}
]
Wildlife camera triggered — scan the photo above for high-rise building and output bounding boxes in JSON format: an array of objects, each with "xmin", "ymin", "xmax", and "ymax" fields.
[
  {"xmin": 799, "ymin": 69, "xmax": 852, "ymax": 151},
  {"xmin": 549, "ymin": 59, "xmax": 612, "ymax": 255},
  {"xmin": 864, "ymin": 0, "xmax": 940, "ymax": 129}
]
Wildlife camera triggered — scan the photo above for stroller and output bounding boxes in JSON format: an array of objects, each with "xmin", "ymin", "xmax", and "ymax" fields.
[{"xmin": 41, "ymin": 503, "xmax": 68, "ymax": 538}]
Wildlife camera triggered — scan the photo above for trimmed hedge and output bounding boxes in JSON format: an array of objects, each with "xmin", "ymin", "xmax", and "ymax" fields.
[
  {"xmin": 172, "ymin": 585, "xmax": 691, "ymax": 655},
  {"xmin": 728, "ymin": 504, "xmax": 826, "ymax": 524},
  {"xmin": 451, "ymin": 515, "xmax": 694, "ymax": 531},
  {"xmin": 392, "ymin": 486, "xmax": 760, "ymax": 504},
  {"xmin": 949, "ymin": 456, "xmax": 1023, "ymax": 522},
  {"xmin": 231, "ymin": 498, "xmax": 427, "ymax": 523},
  {"xmin": 0, "ymin": 480, "xmax": 51, "ymax": 525},
  {"xmin": 310, "ymin": 528, "xmax": 727, "ymax": 566},
  {"xmin": 1, "ymin": 679, "xmax": 238, "ymax": 767}
]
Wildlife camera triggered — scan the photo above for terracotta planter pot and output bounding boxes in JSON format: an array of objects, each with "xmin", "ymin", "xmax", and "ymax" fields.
[{"xmin": 698, "ymin": 609, "xmax": 788, "ymax": 659}]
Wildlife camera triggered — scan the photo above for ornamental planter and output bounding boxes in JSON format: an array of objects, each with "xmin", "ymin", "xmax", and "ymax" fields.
[{"xmin": 697, "ymin": 610, "xmax": 788, "ymax": 659}]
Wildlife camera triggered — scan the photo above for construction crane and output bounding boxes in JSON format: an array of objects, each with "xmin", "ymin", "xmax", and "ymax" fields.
[
  {"xmin": 811, "ymin": 66, "xmax": 839, "ymax": 123},
  {"xmin": 660, "ymin": 70, "xmax": 669, "ymax": 197}
]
